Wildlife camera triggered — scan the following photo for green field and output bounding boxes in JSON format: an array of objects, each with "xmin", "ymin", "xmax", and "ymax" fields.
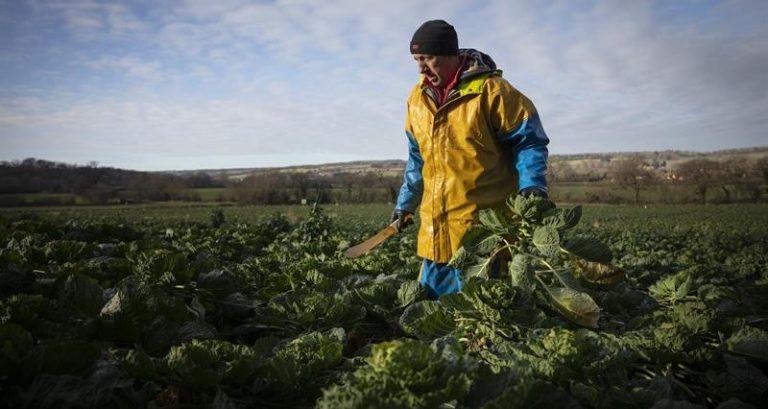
[
  {"xmin": 0, "ymin": 192, "xmax": 89, "ymax": 206},
  {"xmin": 550, "ymin": 182, "xmax": 766, "ymax": 205},
  {"xmin": 1, "ymin": 201, "xmax": 767, "ymax": 408},
  {"xmin": 3, "ymin": 201, "xmax": 766, "ymax": 230},
  {"xmin": 3, "ymin": 180, "xmax": 764, "ymax": 207},
  {"xmin": 192, "ymin": 187, "xmax": 227, "ymax": 202},
  {"xmin": 0, "ymin": 202, "xmax": 394, "ymax": 226}
]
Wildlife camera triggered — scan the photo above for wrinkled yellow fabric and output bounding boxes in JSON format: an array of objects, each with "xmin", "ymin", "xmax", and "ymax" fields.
[{"xmin": 406, "ymin": 71, "xmax": 536, "ymax": 263}]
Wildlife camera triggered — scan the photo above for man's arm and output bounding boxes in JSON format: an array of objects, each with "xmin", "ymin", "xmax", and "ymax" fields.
[
  {"xmin": 486, "ymin": 80, "xmax": 549, "ymax": 196},
  {"xmin": 499, "ymin": 112, "xmax": 549, "ymax": 196},
  {"xmin": 395, "ymin": 131, "xmax": 424, "ymax": 212}
]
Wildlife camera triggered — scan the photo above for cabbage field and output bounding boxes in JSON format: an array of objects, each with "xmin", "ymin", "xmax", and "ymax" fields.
[{"xmin": 1, "ymin": 200, "xmax": 767, "ymax": 408}]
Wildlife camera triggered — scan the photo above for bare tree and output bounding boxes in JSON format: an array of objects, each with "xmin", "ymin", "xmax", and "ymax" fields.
[
  {"xmin": 549, "ymin": 160, "xmax": 578, "ymax": 183},
  {"xmin": 739, "ymin": 157, "xmax": 768, "ymax": 202},
  {"xmin": 756, "ymin": 157, "xmax": 768, "ymax": 185},
  {"xmin": 289, "ymin": 172, "xmax": 311, "ymax": 202},
  {"xmin": 377, "ymin": 173, "xmax": 403, "ymax": 203},
  {"xmin": 676, "ymin": 159, "xmax": 720, "ymax": 204},
  {"xmin": 611, "ymin": 155, "xmax": 655, "ymax": 204},
  {"xmin": 716, "ymin": 162, "xmax": 749, "ymax": 203},
  {"xmin": 336, "ymin": 172, "xmax": 359, "ymax": 202}
]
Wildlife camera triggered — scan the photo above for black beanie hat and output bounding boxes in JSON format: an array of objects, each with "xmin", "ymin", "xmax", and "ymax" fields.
[{"xmin": 410, "ymin": 20, "xmax": 458, "ymax": 55}]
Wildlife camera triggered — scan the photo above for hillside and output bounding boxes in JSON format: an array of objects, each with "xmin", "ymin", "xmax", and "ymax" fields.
[
  {"xmin": 164, "ymin": 159, "xmax": 408, "ymax": 181},
  {"xmin": 165, "ymin": 146, "xmax": 768, "ymax": 181},
  {"xmin": 2, "ymin": 146, "xmax": 765, "ymax": 206}
]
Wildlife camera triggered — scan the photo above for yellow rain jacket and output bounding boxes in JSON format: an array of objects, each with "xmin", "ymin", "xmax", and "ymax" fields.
[{"xmin": 396, "ymin": 49, "xmax": 549, "ymax": 263}]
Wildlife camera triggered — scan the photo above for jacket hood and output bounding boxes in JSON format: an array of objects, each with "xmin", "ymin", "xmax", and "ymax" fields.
[
  {"xmin": 458, "ymin": 48, "xmax": 498, "ymax": 79},
  {"xmin": 417, "ymin": 48, "xmax": 500, "ymax": 105}
]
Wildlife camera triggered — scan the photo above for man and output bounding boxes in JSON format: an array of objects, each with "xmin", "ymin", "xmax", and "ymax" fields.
[{"xmin": 392, "ymin": 19, "xmax": 549, "ymax": 299}]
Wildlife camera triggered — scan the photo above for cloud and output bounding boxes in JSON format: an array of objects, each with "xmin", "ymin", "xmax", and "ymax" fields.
[
  {"xmin": 24, "ymin": 0, "xmax": 147, "ymax": 38},
  {"xmin": 0, "ymin": 89, "xmax": 407, "ymax": 159},
  {"xmin": 473, "ymin": 0, "xmax": 768, "ymax": 153},
  {"xmin": 87, "ymin": 55, "xmax": 164, "ymax": 80},
  {"xmin": 1, "ymin": 0, "xmax": 766, "ymax": 170}
]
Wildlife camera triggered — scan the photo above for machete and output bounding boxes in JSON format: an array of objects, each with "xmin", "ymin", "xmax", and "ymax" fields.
[{"xmin": 344, "ymin": 215, "xmax": 412, "ymax": 258}]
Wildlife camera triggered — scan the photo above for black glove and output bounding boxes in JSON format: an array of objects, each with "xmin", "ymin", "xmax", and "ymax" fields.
[
  {"xmin": 520, "ymin": 187, "xmax": 548, "ymax": 199},
  {"xmin": 390, "ymin": 209, "xmax": 414, "ymax": 231}
]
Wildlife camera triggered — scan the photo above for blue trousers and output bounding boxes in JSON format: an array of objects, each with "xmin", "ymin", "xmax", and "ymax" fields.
[
  {"xmin": 419, "ymin": 258, "xmax": 501, "ymax": 299},
  {"xmin": 419, "ymin": 260, "xmax": 463, "ymax": 299}
]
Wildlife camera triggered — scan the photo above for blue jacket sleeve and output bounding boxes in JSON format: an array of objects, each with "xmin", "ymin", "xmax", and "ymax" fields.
[
  {"xmin": 395, "ymin": 131, "xmax": 424, "ymax": 212},
  {"xmin": 499, "ymin": 113, "xmax": 549, "ymax": 193}
]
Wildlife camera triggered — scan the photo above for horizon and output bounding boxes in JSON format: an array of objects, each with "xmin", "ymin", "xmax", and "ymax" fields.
[
  {"xmin": 6, "ymin": 145, "xmax": 767, "ymax": 173},
  {"xmin": 2, "ymin": 0, "xmax": 767, "ymax": 171}
]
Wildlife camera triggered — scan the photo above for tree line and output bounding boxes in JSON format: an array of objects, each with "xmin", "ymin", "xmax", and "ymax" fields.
[
  {"xmin": 0, "ymin": 158, "xmax": 200, "ymax": 205},
  {"xmin": 551, "ymin": 155, "xmax": 768, "ymax": 204},
  {"xmin": 1, "ymin": 155, "xmax": 766, "ymax": 206},
  {"xmin": 0, "ymin": 158, "xmax": 402, "ymax": 206},
  {"xmin": 217, "ymin": 171, "xmax": 402, "ymax": 205}
]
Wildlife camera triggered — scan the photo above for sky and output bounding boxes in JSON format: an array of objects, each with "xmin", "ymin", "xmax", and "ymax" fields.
[{"xmin": 1, "ymin": 0, "xmax": 766, "ymax": 171}]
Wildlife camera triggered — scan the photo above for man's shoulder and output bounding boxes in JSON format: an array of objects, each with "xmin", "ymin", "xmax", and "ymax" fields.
[
  {"xmin": 406, "ymin": 82, "xmax": 425, "ymax": 103},
  {"xmin": 408, "ymin": 82, "xmax": 422, "ymax": 94},
  {"xmin": 481, "ymin": 74, "xmax": 524, "ymax": 97}
]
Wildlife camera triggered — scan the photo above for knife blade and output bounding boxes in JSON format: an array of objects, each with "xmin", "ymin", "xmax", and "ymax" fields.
[{"xmin": 343, "ymin": 220, "xmax": 400, "ymax": 258}]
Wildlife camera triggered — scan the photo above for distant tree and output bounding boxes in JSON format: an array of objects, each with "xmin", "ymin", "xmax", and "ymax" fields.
[
  {"xmin": 377, "ymin": 173, "xmax": 403, "ymax": 203},
  {"xmin": 549, "ymin": 160, "xmax": 578, "ymax": 183},
  {"xmin": 611, "ymin": 155, "xmax": 655, "ymax": 204},
  {"xmin": 313, "ymin": 179, "xmax": 333, "ymax": 204},
  {"xmin": 335, "ymin": 172, "xmax": 359, "ymax": 202},
  {"xmin": 289, "ymin": 173, "xmax": 311, "ymax": 201},
  {"xmin": 739, "ymin": 157, "xmax": 768, "ymax": 202},
  {"xmin": 185, "ymin": 172, "xmax": 223, "ymax": 188},
  {"xmin": 716, "ymin": 162, "xmax": 748, "ymax": 203},
  {"xmin": 756, "ymin": 157, "xmax": 768, "ymax": 184},
  {"xmin": 237, "ymin": 172, "xmax": 287, "ymax": 204},
  {"xmin": 676, "ymin": 159, "xmax": 720, "ymax": 204},
  {"xmin": 82, "ymin": 183, "xmax": 116, "ymax": 204}
]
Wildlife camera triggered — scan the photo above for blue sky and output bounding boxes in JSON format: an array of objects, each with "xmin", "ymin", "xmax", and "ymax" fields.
[{"xmin": 1, "ymin": 0, "xmax": 766, "ymax": 171}]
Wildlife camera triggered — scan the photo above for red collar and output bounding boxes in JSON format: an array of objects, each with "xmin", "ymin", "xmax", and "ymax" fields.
[{"xmin": 423, "ymin": 56, "xmax": 466, "ymax": 105}]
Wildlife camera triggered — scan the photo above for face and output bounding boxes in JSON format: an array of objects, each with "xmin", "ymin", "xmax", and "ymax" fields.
[{"xmin": 413, "ymin": 54, "xmax": 460, "ymax": 87}]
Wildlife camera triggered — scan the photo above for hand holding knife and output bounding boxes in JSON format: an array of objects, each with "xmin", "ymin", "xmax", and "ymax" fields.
[{"xmin": 343, "ymin": 211, "xmax": 413, "ymax": 258}]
